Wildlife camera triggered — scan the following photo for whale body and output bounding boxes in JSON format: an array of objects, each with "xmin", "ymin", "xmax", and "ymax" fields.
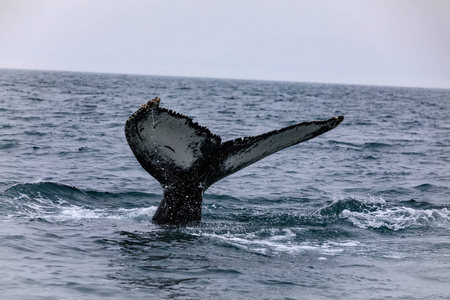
[{"xmin": 125, "ymin": 97, "xmax": 344, "ymax": 225}]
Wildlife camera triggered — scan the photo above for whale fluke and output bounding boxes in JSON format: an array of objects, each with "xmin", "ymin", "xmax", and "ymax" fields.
[{"xmin": 125, "ymin": 97, "xmax": 344, "ymax": 224}]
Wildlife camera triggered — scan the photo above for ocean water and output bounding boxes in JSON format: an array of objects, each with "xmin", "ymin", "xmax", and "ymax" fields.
[{"xmin": 0, "ymin": 69, "xmax": 449, "ymax": 299}]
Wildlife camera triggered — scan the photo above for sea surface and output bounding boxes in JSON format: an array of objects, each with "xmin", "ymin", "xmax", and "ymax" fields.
[{"xmin": 0, "ymin": 69, "xmax": 449, "ymax": 299}]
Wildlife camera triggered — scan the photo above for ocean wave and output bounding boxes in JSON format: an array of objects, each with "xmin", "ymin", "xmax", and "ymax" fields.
[
  {"xmin": 191, "ymin": 228, "xmax": 362, "ymax": 256},
  {"xmin": 314, "ymin": 196, "xmax": 386, "ymax": 217},
  {"xmin": 0, "ymin": 139, "xmax": 19, "ymax": 149},
  {"xmin": 315, "ymin": 196, "xmax": 450, "ymax": 231},
  {"xmin": 3, "ymin": 180, "xmax": 449, "ymax": 239},
  {"xmin": 0, "ymin": 181, "xmax": 157, "ymax": 222},
  {"xmin": 53, "ymin": 205, "xmax": 156, "ymax": 222},
  {"xmin": 341, "ymin": 205, "xmax": 450, "ymax": 231}
]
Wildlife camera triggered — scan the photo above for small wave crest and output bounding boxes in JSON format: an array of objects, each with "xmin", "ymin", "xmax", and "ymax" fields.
[
  {"xmin": 316, "ymin": 196, "xmax": 450, "ymax": 231},
  {"xmin": 54, "ymin": 205, "xmax": 156, "ymax": 222},
  {"xmin": 0, "ymin": 181, "xmax": 157, "ymax": 222},
  {"xmin": 341, "ymin": 205, "xmax": 450, "ymax": 231}
]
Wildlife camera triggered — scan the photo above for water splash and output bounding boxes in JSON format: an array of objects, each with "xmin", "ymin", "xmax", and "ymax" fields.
[
  {"xmin": 315, "ymin": 196, "xmax": 450, "ymax": 231},
  {"xmin": 0, "ymin": 181, "xmax": 157, "ymax": 222},
  {"xmin": 341, "ymin": 205, "xmax": 450, "ymax": 231}
]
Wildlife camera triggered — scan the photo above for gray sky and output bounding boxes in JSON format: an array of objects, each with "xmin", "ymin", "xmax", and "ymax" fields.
[{"xmin": 1, "ymin": 0, "xmax": 449, "ymax": 89}]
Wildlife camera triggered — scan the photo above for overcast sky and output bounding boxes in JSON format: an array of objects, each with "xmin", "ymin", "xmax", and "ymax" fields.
[{"xmin": 1, "ymin": 0, "xmax": 449, "ymax": 89}]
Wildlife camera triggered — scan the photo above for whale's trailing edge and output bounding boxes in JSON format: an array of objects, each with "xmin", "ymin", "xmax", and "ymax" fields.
[
  {"xmin": 207, "ymin": 113, "xmax": 344, "ymax": 187},
  {"xmin": 125, "ymin": 97, "xmax": 344, "ymax": 224}
]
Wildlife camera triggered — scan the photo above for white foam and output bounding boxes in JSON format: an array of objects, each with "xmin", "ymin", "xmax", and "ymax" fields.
[
  {"xmin": 332, "ymin": 195, "xmax": 387, "ymax": 206},
  {"xmin": 196, "ymin": 230, "xmax": 360, "ymax": 256},
  {"xmin": 326, "ymin": 241, "xmax": 361, "ymax": 247},
  {"xmin": 54, "ymin": 206, "xmax": 157, "ymax": 221},
  {"xmin": 341, "ymin": 206, "xmax": 450, "ymax": 231}
]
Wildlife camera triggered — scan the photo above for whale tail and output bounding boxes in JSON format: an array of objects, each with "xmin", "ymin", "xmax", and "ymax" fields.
[{"xmin": 125, "ymin": 98, "xmax": 344, "ymax": 224}]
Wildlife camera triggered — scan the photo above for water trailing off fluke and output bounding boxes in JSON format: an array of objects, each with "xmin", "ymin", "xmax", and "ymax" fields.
[{"xmin": 125, "ymin": 97, "xmax": 344, "ymax": 225}]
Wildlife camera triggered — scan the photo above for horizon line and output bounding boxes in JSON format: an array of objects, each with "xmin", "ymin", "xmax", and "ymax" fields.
[{"xmin": 1, "ymin": 66, "xmax": 448, "ymax": 91}]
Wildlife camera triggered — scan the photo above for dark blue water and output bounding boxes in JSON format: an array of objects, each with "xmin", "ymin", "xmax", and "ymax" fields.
[{"xmin": 1, "ymin": 69, "xmax": 449, "ymax": 299}]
